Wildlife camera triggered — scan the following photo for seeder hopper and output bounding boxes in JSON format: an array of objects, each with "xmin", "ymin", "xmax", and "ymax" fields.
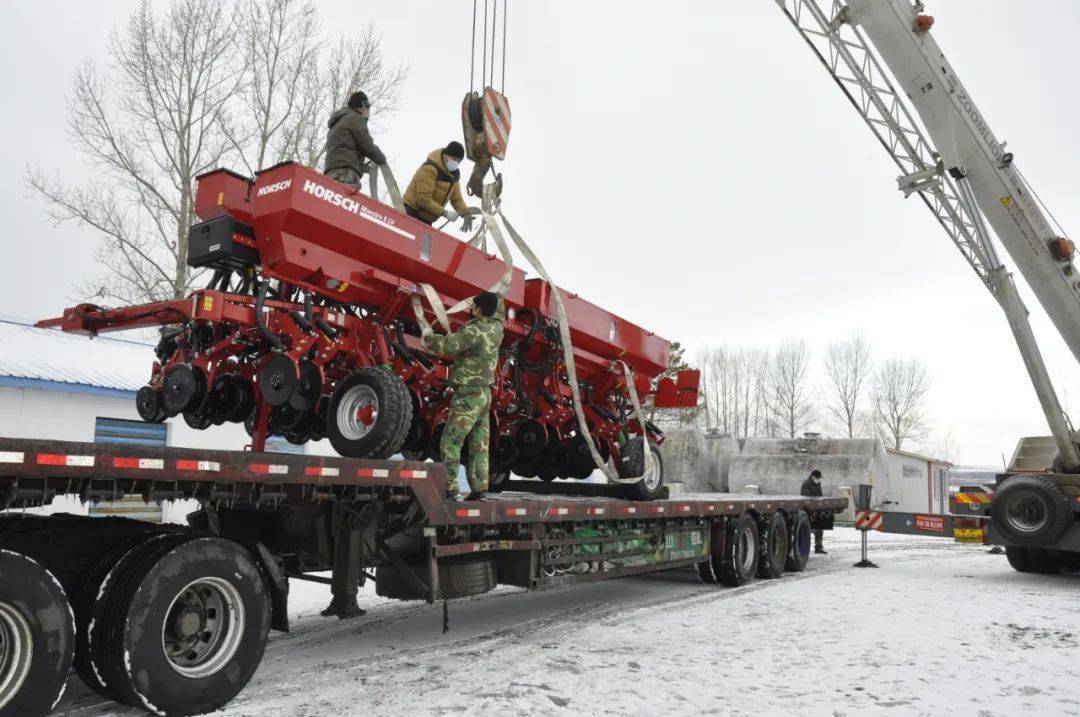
[{"xmin": 39, "ymin": 162, "xmax": 699, "ymax": 499}]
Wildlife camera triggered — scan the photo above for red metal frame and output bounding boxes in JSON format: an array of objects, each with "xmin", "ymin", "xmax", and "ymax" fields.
[{"xmin": 38, "ymin": 163, "xmax": 700, "ymax": 478}]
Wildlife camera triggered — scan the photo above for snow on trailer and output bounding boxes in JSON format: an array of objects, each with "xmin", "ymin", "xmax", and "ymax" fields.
[{"xmin": 0, "ymin": 437, "xmax": 844, "ymax": 716}]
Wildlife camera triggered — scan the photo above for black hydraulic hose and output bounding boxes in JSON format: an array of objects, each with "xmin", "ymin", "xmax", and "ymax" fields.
[
  {"xmin": 383, "ymin": 325, "xmax": 413, "ymax": 365},
  {"xmin": 303, "ymin": 293, "xmax": 313, "ymax": 322},
  {"xmin": 289, "ymin": 310, "xmax": 313, "ymax": 335},
  {"xmin": 314, "ymin": 317, "xmax": 339, "ymax": 339},
  {"xmin": 255, "ymin": 282, "xmax": 284, "ymax": 351},
  {"xmin": 206, "ymin": 270, "xmax": 224, "ymax": 290}
]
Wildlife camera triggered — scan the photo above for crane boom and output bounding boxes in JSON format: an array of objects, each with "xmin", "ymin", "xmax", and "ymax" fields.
[{"xmin": 775, "ymin": 0, "xmax": 1080, "ymax": 470}]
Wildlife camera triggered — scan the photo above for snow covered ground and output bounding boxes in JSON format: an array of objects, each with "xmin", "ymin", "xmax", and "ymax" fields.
[{"xmin": 54, "ymin": 528, "xmax": 1080, "ymax": 716}]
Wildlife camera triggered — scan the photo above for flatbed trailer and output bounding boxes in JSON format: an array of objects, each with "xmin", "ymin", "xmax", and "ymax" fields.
[{"xmin": 0, "ymin": 437, "xmax": 844, "ymax": 717}]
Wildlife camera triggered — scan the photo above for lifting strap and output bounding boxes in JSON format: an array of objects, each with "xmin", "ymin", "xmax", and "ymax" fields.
[{"xmin": 410, "ymin": 186, "xmax": 653, "ymax": 485}]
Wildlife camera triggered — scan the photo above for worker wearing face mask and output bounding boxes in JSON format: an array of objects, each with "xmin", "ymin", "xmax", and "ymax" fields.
[{"xmin": 403, "ymin": 141, "xmax": 476, "ymax": 232}]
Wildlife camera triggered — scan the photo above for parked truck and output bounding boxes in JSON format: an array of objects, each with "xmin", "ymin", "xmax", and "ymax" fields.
[{"xmin": 0, "ymin": 437, "xmax": 844, "ymax": 716}]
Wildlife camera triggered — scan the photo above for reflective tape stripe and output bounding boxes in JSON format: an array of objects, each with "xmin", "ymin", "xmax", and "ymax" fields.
[
  {"xmin": 113, "ymin": 457, "xmax": 164, "ymax": 470},
  {"xmin": 505, "ymin": 508, "xmax": 527, "ymax": 517},
  {"xmin": 588, "ymin": 508, "xmax": 605, "ymax": 516},
  {"xmin": 655, "ymin": 507, "xmax": 665, "ymax": 513},
  {"xmin": 250, "ymin": 464, "xmax": 288, "ymax": 475},
  {"xmin": 399, "ymin": 469, "xmax": 427, "ymax": 479},
  {"xmin": 304, "ymin": 466, "xmax": 340, "ymax": 477},
  {"xmin": 554, "ymin": 508, "xmax": 568, "ymax": 516},
  {"xmin": 37, "ymin": 454, "xmax": 94, "ymax": 467},
  {"xmin": 0, "ymin": 452, "xmax": 24, "ymax": 464},
  {"xmin": 455, "ymin": 508, "xmax": 481, "ymax": 518},
  {"xmin": 176, "ymin": 460, "xmax": 221, "ymax": 472},
  {"xmin": 623, "ymin": 507, "xmax": 637, "ymax": 514},
  {"xmin": 357, "ymin": 468, "xmax": 391, "ymax": 478},
  {"xmin": 681, "ymin": 505, "xmax": 691, "ymax": 512}
]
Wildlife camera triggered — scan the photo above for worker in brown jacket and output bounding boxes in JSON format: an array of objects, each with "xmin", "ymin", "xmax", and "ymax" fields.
[
  {"xmin": 403, "ymin": 142, "xmax": 475, "ymax": 232},
  {"xmin": 324, "ymin": 91, "xmax": 387, "ymax": 189}
]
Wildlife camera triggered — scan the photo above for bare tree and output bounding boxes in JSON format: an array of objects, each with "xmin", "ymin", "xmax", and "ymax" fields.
[
  {"xmin": 27, "ymin": 0, "xmax": 406, "ymax": 305},
  {"xmin": 271, "ymin": 27, "xmax": 407, "ymax": 170},
  {"xmin": 822, "ymin": 332, "xmax": 872, "ymax": 438},
  {"xmin": 768, "ymin": 339, "xmax": 815, "ymax": 438},
  {"xmin": 872, "ymin": 357, "xmax": 932, "ymax": 450},
  {"xmin": 28, "ymin": 0, "xmax": 241, "ymax": 303},
  {"xmin": 696, "ymin": 345, "xmax": 773, "ymax": 437}
]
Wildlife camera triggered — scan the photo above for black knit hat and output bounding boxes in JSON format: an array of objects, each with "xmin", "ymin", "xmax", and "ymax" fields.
[
  {"xmin": 444, "ymin": 141, "xmax": 465, "ymax": 160},
  {"xmin": 348, "ymin": 91, "xmax": 370, "ymax": 109},
  {"xmin": 810, "ymin": 470, "xmax": 822, "ymax": 478},
  {"xmin": 474, "ymin": 291, "xmax": 499, "ymax": 317}
]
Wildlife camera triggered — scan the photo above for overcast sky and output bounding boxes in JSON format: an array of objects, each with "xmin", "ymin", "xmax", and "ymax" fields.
[{"xmin": 4, "ymin": 0, "xmax": 1080, "ymax": 467}]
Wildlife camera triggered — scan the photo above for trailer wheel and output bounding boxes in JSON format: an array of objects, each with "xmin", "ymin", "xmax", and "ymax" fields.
[
  {"xmin": 327, "ymin": 368, "xmax": 413, "ymax": 459},
  {"xmin": 757, "ymin": 513, "xmax": 789, "ymax": 579},
  {"xmin": 620, "ymin": 438, "xmax": 664, "ymax": 501},
  {"xmin": 785, "ymin": 510, "xmax": 812, "ymax": 573},
  {"xmin": 100, "ymin": 537, "xmax": 271, "ymax": 715},
  {"xmin": 991, "ymin": 474, "xmax": 1073, "ymax": 547},
  {"xmin": 376, "ymin": 554, "xmax": 497, "ymax": 601},
  {"xmin": 79, "ymin": 532, "xmax": 195, "ymax": 702},
  {"xmin": 0, "ymin": 550, "xmax": 75, "ymax": 717},
  {"xmin": 717, "ymin": 514, "xmax": 759, "ymax": 587}
]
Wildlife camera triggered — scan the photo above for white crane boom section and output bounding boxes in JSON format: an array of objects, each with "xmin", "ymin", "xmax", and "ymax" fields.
[{"xmin": 774, "ymin": 0, "xmax": 1080, "ymax": 469}]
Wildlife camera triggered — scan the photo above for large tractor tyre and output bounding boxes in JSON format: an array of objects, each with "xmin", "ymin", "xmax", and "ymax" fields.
[
  {"xmin": 717, "ymin": 514, "xmax": 760, "ymax": 587},
  {"xmin": 98, "ymin": 537, "xmax": 271, "ymax": 716},
  {"xmin": 785, "ymin": 510, "xmax": 812, "ymax": 573},
  {"xmin": 757, "ymin": 512, "xmax": 790, "ymax": 579},
  {"xmin": 488, "ymin": 470, "xmax": 510, "ymax": 493},
  {"xmin": 991, "ymin": 474, "xmax": 1073, "ymax": 547},
  {"xmin": 327, "ymin": 368, "xmax": 413, "ymax": 459},
  {"xmin": 0, "ymin": 550, "xmax": 76, "ymax": 717},
  {"xmin": 620, "ymin": 438, "xmax": 664, "ymax": 501},
  {"xmin": 376, "ymin": 554, "xmax": 497, "ymax": 601}
]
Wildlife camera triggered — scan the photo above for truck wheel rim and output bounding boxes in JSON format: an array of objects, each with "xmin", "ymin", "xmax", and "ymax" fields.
[
  {"xmin": 162, "ymin": 577, "xmax": 245, "ymax": 679},
  {"xmin": 0, "ymin": 601, "xmax": 33, "ymax": 710},
  {"xmin": 1006, "ymin": 490, "xmax": 1049, "ymax": 534},
  {"xmin": 337, "ymin": 385, "xmax": 379, "ymax": 441},
  {"xmin": 738, "ymin": 526, "xmax": 756, "ymax": 572},
  {"xmin": 770, "ymin": 526, "xmax": 787, "ymax": 565}
]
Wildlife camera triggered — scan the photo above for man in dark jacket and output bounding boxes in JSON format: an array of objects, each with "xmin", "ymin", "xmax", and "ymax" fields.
[
  {"xmin": 324, "ymin": 91, "xmax": 387, "ymax": 189},
  {"xmin": 801, "ymin": 469, "xmax": 827, "ymax": 554}
]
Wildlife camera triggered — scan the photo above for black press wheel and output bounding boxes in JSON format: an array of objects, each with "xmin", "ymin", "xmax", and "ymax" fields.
[
  {"xmin": 717, "ymin": 513, "xmax": 760, "ymax": 587},
  {"xmin": 98, "ymin": 537, "xmax": 271, "ymax": 716},
  {"xmin": 376, "ymin": 554, "xmax": 496, "ymax": 601},
  {"xmin": 327, "ymin": 367, "xmax": 413, "ymax": 459},
  {"xmin": 0, "ymin": 549, "xmax": 76, "ymax": 717},
  {"xmin": 785, "ymin": 510, "xmax": 812, "ymax": 573},
  {"xmin": 757, "ymin": 512, "xmax": 789, "ymax": 579},
  {"xmin": 991, "ymin": 474, "xmax": 1073, "ymax": 547},
  {"xmin": 1006, "ymin": 546, "xmax": 1064, "ymax": 574}
]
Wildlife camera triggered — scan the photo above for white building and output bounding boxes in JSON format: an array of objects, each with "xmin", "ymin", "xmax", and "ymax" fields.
[{"xmin": 0, "ymin": 318, "xmax": 319, "ymax": 455}]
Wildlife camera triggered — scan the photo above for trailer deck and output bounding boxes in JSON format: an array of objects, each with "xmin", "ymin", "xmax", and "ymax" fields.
[{"xmin": 0, "ymin": 437, "xmax": 845, "ymax": 716}]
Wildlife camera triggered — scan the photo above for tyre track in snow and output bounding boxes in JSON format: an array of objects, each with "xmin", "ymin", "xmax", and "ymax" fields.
[{"xmin": 53, "ymin": 534, "xmax": 976, "ymax": 715}]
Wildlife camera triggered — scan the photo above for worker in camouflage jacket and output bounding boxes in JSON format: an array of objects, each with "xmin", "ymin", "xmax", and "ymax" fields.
[
  {"xmin": 403, "ymin": 142, "xmax": 476, "ymax": 233},
  {"xmin": 417, "ymin": 291, "xmax": 504, "ymax": 499},
  {"xmin": 324, "ymin": 91, "xmax": 387, "ymax": 189}
]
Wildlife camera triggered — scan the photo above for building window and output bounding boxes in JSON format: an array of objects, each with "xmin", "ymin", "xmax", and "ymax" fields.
[{"xmin": 94, "ymin": 417, "xmax": 167, "ymax": 447}]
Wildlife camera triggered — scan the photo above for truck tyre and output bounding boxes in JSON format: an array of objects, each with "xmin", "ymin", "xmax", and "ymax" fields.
[
  {"xmin": 785, "ymin": 510, "xmax": 812, "ymax": 573},
  {"xmin": 717, "ymin": 514, "xmax": 759, "ymax": 587},
  {"xmin": 696, "ymin": 558, "xmax": 719, "ymax": 585},
  {"xmin": 756, "ymin": 512, "xmax": 789, "ymax": 579},
  {"xmin": 991, "ymin": 474, "xmax": 1073, "ymax": 547},
  {"xmin": 327, "ymin": 368, "xmax": 413, "ymax": 459},
  {"xmin": 620, "ymin": 438, "xmax": 664, "ymax": 501},
  {"xmin": 1005, "ymin": 546, "xmax": 1031, "ymax": 573},
  {"xmin": 100, "ymin": 537, "xmax": 271, "ymax": 715},
  {"xmin": 73, "ymin": 533, "xmax": 169, "ymax": 701},
  {"xmin": 376, "ymin": 554, "xmax": 497, "ymax": 600},
  {"xmin": 0, "ymin": 550, "xmax": 75, "ymax": 717}
]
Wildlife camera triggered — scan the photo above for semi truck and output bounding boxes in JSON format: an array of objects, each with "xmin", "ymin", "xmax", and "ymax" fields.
[{"xmin": 0, "ymin": 437, "xmax": 844, "ymax": 716}]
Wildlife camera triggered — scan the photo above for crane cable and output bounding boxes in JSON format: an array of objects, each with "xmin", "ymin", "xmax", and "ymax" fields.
[{"xmin": 469, "ymin": 0, "xmax": 508, "ymax": 93}]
